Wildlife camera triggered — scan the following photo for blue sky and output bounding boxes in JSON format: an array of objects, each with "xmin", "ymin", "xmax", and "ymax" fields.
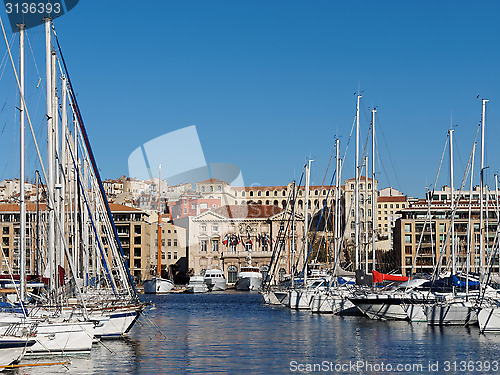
[{"xmin": 0, "ymin": 0, "xmax": 499, "ymax": 198}]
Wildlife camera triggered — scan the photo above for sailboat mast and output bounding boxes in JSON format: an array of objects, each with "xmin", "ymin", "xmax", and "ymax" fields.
[
  {"xmin": 45, "ymin": 17, "xmax": 55, "ymax": 294},
  {"xmin": 334, "ymin": 139, "xmax": 340, "ymax": 276},
  {"xmin": 480, "ymin": 99, "xmax": 488, "ymax": 278},
  {"xmin": 449, "ymin": 128, "xmax": 455, "ymax": 275},
  {"xmin": 364, "ymin": 157, "xmax": 368, "ymax": 274},
  {"xmin": 19, "ymin": 23, "xmax": 26, "ymax": 302},
  {"xmin": 371, "ymin": 108, "xmax": 376, "ymax": 271},
  {"xmin": 291, "ymin": 181, "xmax": 295, "ymax": 288},
  {"xmin": 304, "ymin": 160, "xmax": 312, "ymax": 285},
  {"xmin": 355, "ymin": 94, "xmax": 361, "ymax": 271},
  {"xmin": 466, "ymin": 143, "xmax": 476, "ymax": 298},
  {"xmin": 157, "ymin": 165, "xmax": 162, "ymax": 278}
]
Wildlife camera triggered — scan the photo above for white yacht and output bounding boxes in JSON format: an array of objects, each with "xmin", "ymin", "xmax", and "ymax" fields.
[
  {"xmin": 185, "ymin": 276, "xmax": 208, "ymax": 293},
  {"xmin": 204, "ymin": 268, "xmax": 227, "ymax": 291},
  {"xmin": 236, "ymin": 265, "xmax": 262, "ymax": 291}
]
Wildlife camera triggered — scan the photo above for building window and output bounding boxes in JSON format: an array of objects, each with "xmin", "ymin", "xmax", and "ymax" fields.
[
  {"xmin": 212, "ymin": 225, "xmax": 218, "ymax": 232},
  {"xmin": 168, "ymin": 252, "xmax": 171, "ymax": 259},
  {"xmin": 161, "ymin": 251, "xmax": 165, "ymax": 259},
  {"xmin": 405, "ymin": 246, "xmax": 412, "ymax": 254},
  {"xmin": 174, "ymin": 239, "xmax": 178, "ymax": 246},
  {"xmin": 245, "ymin": 242, "xmax": 252, "ymax": 251},
  {"xmin": 396, "ymin": 204, "xmax": 399, "ymax": 208},
  {"xmin": 167, "ymin": 239, "xmax": 172, "ymax": 246},
  {"xmin": 228, "ymin": 266, "xmax": 238, "ymax": 283},
  {"xmin": 201, "ymin": 224, "xmax": 206, "ymax": 232},
  {"xmin": 368, "ymin": 183, "xmax": 372, "ymax": 189},
  {"xmin": 212, "ymin": 240, "xmax": 219, "ymax": 252},
  {"xmin": 405, "ymin": 235, "xmax": 412, "ymax": 244},
  {"xmin": 201, "ymin": 186, "xmax": 205, "ymax": 192},
  {"xmin": 201, "ymin": 240, "xmax": 207, "ymax": 251},
  {"xmin": 218, "ymin": 186, "xmax": 222, "ymax": 192},
  {"xmin": 161, "ymin": 239, "xmax": 165, "ymax": 246},
  {"xmin": 229, "ymin": 244, "xmax": 236, "ymax": 252},
  {"xmin": 404, "ymin": 224, "xmax": 411, "ymax": 232},
  {"xmin": 173, "ymin": 252, "xmax": 178, "ymax": 259},
  {"xmin": 210, "ymin": 186, "xmax": 214, "ymax": 192}
]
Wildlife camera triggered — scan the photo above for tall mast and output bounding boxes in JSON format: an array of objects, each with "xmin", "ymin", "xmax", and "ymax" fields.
[
  {"xmin": 466, "ymin": 143, "xmax": 476, "ymax": 298},
  {"xmin": 449, "ymin": 128, "xmax": 455, "ymax": 276},
  {"xmin": 480, "ymin": 99, "xmax": 488, "ymax": 278},
  {"xmin": 364, "ymin": 156, "xmax": 368, "ymax": 274},
  {"xmin": 355, "ymin": 94, "xmax": 361, "ymax": 270},
  {"xmin": 334, "ymin": 139, "xmax": 340, "ymax": 276},
  {"xmin": 304, "ymin": 160, "xmax": 312, "ymax": 285},
  {"xmin": 19, "ymin": 23, "xmax": 26, "ymax": 302},
  {"xmin": 157, "ymin": 165, "xmax": 162, "ymax": 278},
  {"xmin": 45, "ymin": 17, "xmax": 55, "ymax": 293},
  {"xmin": 371, "ymin": 108, "xmax": 376, "ymax": 271},
  {"xmin": 291, "ymin": 181, "xmax": 296, "ymax": 288}
]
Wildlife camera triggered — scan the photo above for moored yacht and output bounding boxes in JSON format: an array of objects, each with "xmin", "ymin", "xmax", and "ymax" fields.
[
  {"xmin": 185, "ymin": 276, "xmax": 209, "ymax": 293},
  {"xmin": 204, "ymin": 268, "xmax": 227, "ymax": 291},
  {"xmin": 236, "ymin": 265, "xmax": 262, "ymax": 291}
]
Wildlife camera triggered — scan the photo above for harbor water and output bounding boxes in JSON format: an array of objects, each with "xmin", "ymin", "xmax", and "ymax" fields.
[{"xmin": 12, "ymin": 291, "xmax": 500, "ymax": 374}]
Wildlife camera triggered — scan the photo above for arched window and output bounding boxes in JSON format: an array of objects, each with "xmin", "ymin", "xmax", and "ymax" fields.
[
  {"xmin": 218, "ymin": 186, "xmax": 222, "ymax": 192},
  {"xmin": 315, "ymin": 190, "xmax": 319, "ymax": 195},
  {"xmin": 368, "ymin": 183, "xmax": 372, "ymax": 190},
  {"xmin": 282, "ymin": 201, "xmax": 286, "ymax": 209},
  {"xmin": 235, "ymin": 191, "xmax": 238, "ymax": 197},
  {"xmin": 210, "ymin": 186, "xmax": 214, "ymax": 192},
  {"xmin": 201, "ymin": 186, "xmax": 205, "ymax": 192},
  {"xmin": 260, "ymin": 265, "xmax": 269, "ymax": 283},
  {"xmin": 242, "ymin": 191, "xmax": 246, "ymax": 197},
  {"xmin": 258, "ymin": 191, "xmax": 261, "ymax": 196},
  {"xmin": 266, "ymin": 200, "xmax": 270, "ymax": 205},
  {"xmin": 298, "ymin": 200, "xmax": 303, "ymax": 209},
  {"xmin": 258, "ymin": 200, "xmax": 262, "ymax": 204},
  {"xmin": 250, "ymin": 191, "xmax": 254, "ymax": 197},
  {"xmin": 274, "ymin": 191, "xmax": 278, "ymax": 196},
  {"xmin": 228, "ymin": 266, "xmax": 238, "ymax": 283},
  {"xmin": 201, "ymin": 269, "xmax": 206, "ymax": 276},
  {"xmin": 322, "ymin": 190, "xmax": 327, "ymax": 195},
  {"xmin": 360, "ymin": 194, "xmax": 364, "ymax": 204},
  {"xmin": 282, "ymin": 191, "xmax": 286, "ymax": 196},
  {"xmin": 273, "ymin": 200, "xmax": 278, "ymax": 206},
  {"xmin": 266, "ymin": 191, "xmax": 270, "ymax": 196}
]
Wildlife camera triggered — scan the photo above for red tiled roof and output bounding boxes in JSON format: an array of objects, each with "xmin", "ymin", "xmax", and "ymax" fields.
[
  {"xmin": 197, "ymin": 178, "xmax": 228, "ymax": 185},
  {"xmin": 0, "ymin": 203, "xmax": 142, "ymax": 213},
  {"xmin": 0, "ymin": 203, "xmax": 48, "ymax": 212},
  {"xmin": 345, "ymin": 176, "xmax": 374, "ymax": 182},
  {"xmin": 213, "ymin": 204, "xmax": 283, "ymax": 219},
  {"xmin": 377, "ymin": 196, "xmax": 407, "ymax": 202}
]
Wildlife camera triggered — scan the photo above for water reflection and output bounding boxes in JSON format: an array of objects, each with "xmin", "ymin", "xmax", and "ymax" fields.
[{"xmin": 9, "ymin": 292, "xmax": 500, "ymax": 374}]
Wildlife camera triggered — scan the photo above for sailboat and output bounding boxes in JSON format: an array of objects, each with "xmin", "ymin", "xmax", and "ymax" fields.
[
  {"xmin": 144, "ymin": 165, "xmax": 174, "ymax": 294},
  {"xmin": 0, "ymin": 15, "xmax": 146, "ymax": 353}
]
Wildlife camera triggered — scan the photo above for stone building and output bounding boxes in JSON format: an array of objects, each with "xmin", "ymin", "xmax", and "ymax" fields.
[
  {"xmin": 188, "ymin": 204, "xmax": 304, "ymax": 285},
  {"xmin": 394, "ymin": 199, "xmax": 499, "ymax": 276}
]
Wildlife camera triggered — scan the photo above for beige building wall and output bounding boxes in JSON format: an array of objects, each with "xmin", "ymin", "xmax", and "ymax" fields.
[{"xmin": 188, "ymin": 204, "xmax": 305, "ymax": 285}]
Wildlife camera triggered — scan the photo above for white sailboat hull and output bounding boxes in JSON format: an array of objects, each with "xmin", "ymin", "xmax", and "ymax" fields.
[
  {"xmin": 478, "ymin": 307, "xmax": 500, "ymax": 332},
  {"xmin": 26, "ymin": 321, "xmax": 95, "ymax": 355},
  {"xmin": 92, "ymin": 307, "xmax": 142, "ymax": 339},
  {"xmin": 425, "ymin": 301, "xmax": 478, "ymax": 326},
  {"xmin": 0, "ymin": 337, "xmax": 35, "ymax": 366},
  {"xmin": 143, "ymin": 277, "xmax": 174, "ymax": 294}
]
